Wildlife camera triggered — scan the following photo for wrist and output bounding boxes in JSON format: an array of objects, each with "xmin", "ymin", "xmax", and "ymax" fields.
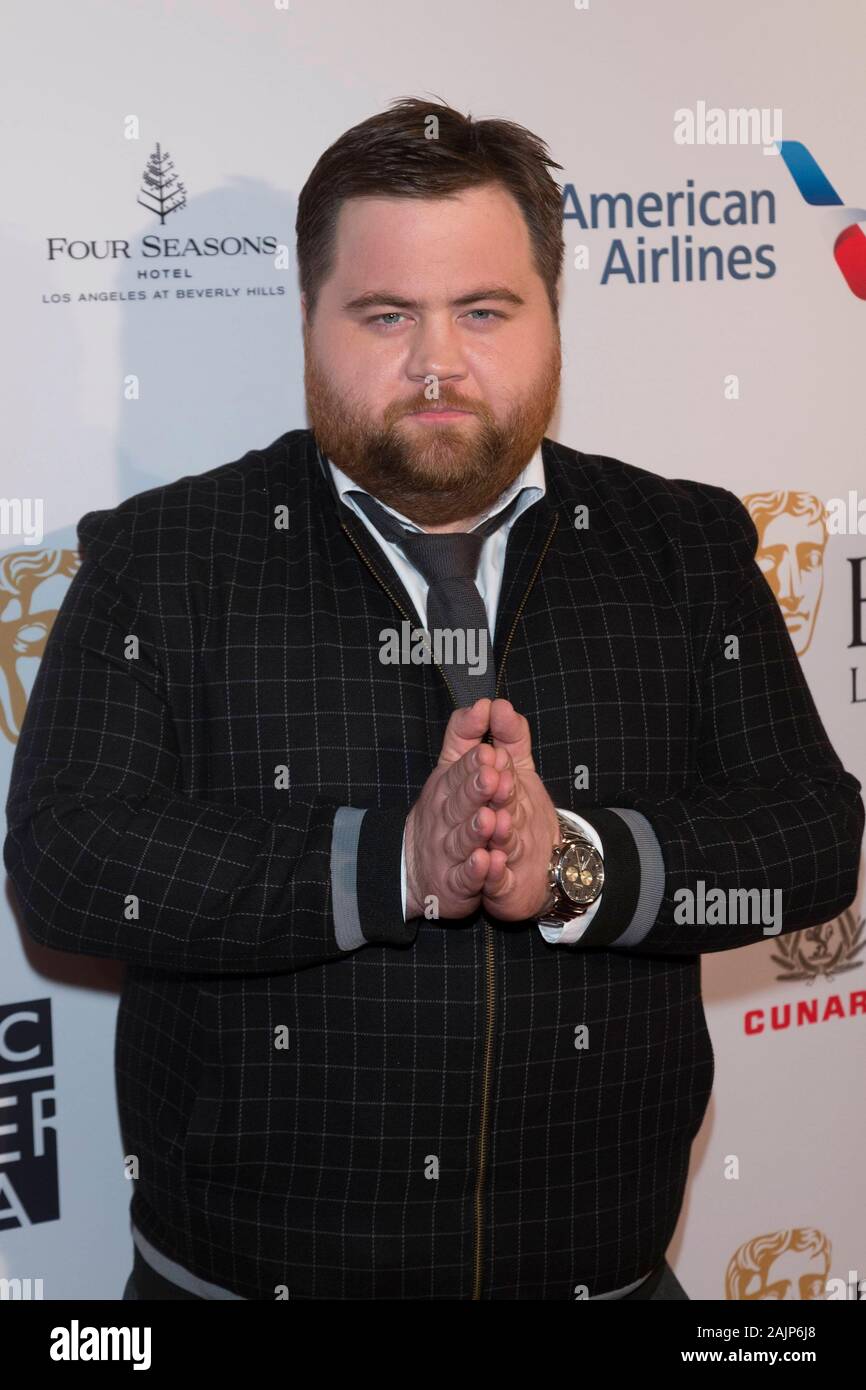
[
  {"xmin": 536, "ymin": 807, "xmax": 564, "ymax": 913},
  {"xmin": 404, "ymin": 810, "xmax": 423, "ymax": 919}
]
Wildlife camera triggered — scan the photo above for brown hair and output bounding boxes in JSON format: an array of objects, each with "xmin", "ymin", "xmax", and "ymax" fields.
[{"xmin": 296, "ymin": 95, "xmax": 565, "ymax": 324}]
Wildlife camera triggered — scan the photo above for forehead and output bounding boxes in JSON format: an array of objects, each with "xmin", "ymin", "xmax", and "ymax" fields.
[{"xmin": 329, "ymin": 185, "xmax": 536, "ymax": 289}]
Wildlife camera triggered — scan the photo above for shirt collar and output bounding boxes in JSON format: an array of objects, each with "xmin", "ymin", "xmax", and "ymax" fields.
[{"xmin": 325, "ymin": 441, "xmax": 545, "ymax": 534}]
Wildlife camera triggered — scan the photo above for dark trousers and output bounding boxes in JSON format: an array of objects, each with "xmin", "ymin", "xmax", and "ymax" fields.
[{"xmin": 121, "ymin": 1248, "xmax": 688, "ymax": 1300}]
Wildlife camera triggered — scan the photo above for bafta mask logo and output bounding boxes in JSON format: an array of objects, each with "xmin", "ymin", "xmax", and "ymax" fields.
[
  {"xmin": 726, "ymin": 1229, "xmax": 830, "ymax": 1299},
  {"xmin": 771, "ymin": 907, "xmax": 864, "ymax": 983},
  {"xmin": 0, "ymin": 547, "xmax": 81, "ymax": 745},
  {"xmin": 742, "ymin": 491, "xmax": 827, "ymax": 655}
]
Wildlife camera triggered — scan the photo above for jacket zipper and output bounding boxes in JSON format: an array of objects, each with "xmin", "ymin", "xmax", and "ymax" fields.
[
  {"xmin": 470, "ymin": 516, "xmax": 557, "ymax": 1300},
  {"xmin": 339, "ymin": 523, "xmax": 462, "ymax": 706},
  {"xmin": 341, "ymin": 513, "xmax": 558, "ymax": 1301}
]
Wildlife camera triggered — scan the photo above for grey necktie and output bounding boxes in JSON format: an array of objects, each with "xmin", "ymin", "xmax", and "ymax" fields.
[{"xmin": 348, "ymin": 487, "xmax": 524, "ymax": 708}]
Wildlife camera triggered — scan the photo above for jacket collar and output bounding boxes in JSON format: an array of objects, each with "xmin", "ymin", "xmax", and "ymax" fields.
[
  {"xmin": 310, "ymin": 430, "xmax": 560, "ymax": 696},
  {"xmin": 325, "ymin": 439, "xmax": 546, "ymax": 534}
]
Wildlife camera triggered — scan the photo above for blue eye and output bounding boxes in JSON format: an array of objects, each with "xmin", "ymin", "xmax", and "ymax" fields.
[{"xmin": 368, "ymin": 309, "xmax": 504, "ymax": 328}]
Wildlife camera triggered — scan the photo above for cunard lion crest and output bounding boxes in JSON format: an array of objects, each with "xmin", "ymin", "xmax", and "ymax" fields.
[{"xmin": 771, "ymin": 908, "xmax": 865, "ymax": 983}]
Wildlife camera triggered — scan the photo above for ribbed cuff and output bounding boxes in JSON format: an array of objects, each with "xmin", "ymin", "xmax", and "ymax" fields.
[
  {"xmin": 601, "ymin": 807, "xmax": 666, "ymax": 947},
  {"xmin": 568, "ymin": 808, "xmax": 642, "ymax": 946},
  {"xmin": 357, "ymin": 806, "xmax": 420, "ymax": 946}
]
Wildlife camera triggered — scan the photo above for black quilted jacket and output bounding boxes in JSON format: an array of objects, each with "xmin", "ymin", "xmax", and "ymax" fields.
[{"xmin": 5, "ymin": 429, "xmax": 862, "ymax": 1299}]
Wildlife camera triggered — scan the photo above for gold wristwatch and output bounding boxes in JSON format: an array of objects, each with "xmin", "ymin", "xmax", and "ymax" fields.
[{"xmin": 537, "ymin": 812, "xmax": 605, "ymax": 928}]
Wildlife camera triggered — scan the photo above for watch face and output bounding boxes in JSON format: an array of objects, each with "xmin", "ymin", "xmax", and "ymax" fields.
[{"xmin": 558, "ymin": 842, "xmax": 604, "ymax": 904}]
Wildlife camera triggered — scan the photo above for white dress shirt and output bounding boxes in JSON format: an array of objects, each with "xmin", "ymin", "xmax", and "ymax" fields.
[{"xmin": 325, "ymin": 445, "xmax": 604, "ymax": 945}]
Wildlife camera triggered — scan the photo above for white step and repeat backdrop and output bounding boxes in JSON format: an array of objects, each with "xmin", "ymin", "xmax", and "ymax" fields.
[{"xmin": 1, "ymin": 0, "xmax": 863, "ymax": 1300}]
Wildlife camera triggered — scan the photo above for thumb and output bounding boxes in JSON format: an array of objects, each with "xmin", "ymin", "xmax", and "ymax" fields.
[
  {"xmin": 488, "ymin": 698, "xmax": 534, "ymax": 768},
  {"xmin": 437, "ymin": 698, "xmax": 492, "ymax": 766}
]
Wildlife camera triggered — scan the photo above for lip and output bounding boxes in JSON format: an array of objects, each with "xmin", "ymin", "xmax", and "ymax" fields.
[{"xmin": 409, "ymin": 409, "xmax": 474, "ymax": 420}]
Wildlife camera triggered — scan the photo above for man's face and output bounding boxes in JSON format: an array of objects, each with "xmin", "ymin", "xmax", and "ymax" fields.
[{"xmin": 302, "ymin": 183, "xmax": 562, "ymax": 528}]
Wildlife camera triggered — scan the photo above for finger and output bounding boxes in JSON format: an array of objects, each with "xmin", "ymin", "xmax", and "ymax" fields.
[
  {"xmin": 440, "ymin": 746, "xmax": 501, "ymax": 826},
  {"xmin": 442, "ymin": 802, "xmax": 497, "ymax": 863},
  {"xmin": 447, "ymin": 845, "xmax": 490, "ymax": 902},
  {"xmin": 481, "ymin": 849, "xmax": 513, "ymax": 904},
  {"xmin": 488, "ymin": 699, "xmax": 535, "ymax": 769},
  {"xmin": 484, "ymin": 847, "xmax": 509, "ymax": 881},
  {"xmin": 486, "ymin": 761, "xmax": 517, "ymax": 809},
  {"xmin": 439, "ymin": 737, "xmax": 497, "ymax": 801},
  {"xmin": 436, "ymin": 699, "xmax": 493, "ymax": 767},
  {"xmin": 485, "ymin": 805, "xmax": 521, "ymax": 859}
]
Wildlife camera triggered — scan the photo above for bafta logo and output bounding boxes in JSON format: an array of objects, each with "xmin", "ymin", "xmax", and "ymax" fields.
[
  {"xmin": 725, "ymin": 1229, "xmax": 830, "ymax": 1299},
  {"xmin": 0, "ymin": 547, "xmax": 80, "ymax": 744},
  {"xmin": 742, "ymin": 491, "xmax": 826, "ymax": 655}
]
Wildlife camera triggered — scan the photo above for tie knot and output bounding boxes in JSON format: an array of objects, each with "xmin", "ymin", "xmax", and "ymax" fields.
[
  {"xmin": 396, "ymin": 530, "xmax": 484, "ymax": 584},
  {"xmin": 346, "ymin": 484, "xmax": 524, "ymax": 585}
]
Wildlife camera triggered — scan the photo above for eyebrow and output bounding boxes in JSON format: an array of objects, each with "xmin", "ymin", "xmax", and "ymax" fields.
[{"xmin": 342, "ymin": 285, "xmax": 526, "ymax": 313}]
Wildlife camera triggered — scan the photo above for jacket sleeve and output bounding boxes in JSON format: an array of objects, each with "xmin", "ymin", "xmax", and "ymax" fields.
[
  {"xmin": 3, "ymin": 513, "xmax": 416, "ymax": 974},
  {"xmin": 566, "ymin": 487, "xmax": 864, "ymax": 955}
]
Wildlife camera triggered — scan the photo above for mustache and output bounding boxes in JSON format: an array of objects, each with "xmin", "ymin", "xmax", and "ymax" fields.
[{"xmin": 399, "ymin": 397, "xmax": 480, "ymax": 416}]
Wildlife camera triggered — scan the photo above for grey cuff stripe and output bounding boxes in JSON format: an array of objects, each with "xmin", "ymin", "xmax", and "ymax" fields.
[
  {"xmin": 605, "ymin": 808, "xmax": 666, "ymax": 946},
  {"xmin": 330, "ymin": 806, "xmax": 366, "ymax": 951},
  {"xmin": 132, "ymin": 1223, "xmax": 245, "ymax": 1300}
]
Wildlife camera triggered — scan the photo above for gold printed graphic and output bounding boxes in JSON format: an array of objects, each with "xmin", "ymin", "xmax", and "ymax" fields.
[
  {"xmin": 742, "ymin": 491, "xmax": 826, "ymax": 655},
  {"xmin": 725, "ymin": 1229, "xmax": 830, "ymax": 1300},
  {"xmin": 0, "ymin": 548, "xmax": 80, "ymax": 744},
  {"xmin": 771, "ymin": 908, "xmax": 864, "ymax": 983}
]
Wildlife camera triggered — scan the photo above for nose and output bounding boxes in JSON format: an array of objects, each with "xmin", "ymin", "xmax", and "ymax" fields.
[{"xmin": 404, "ymin": 315, "xmax": 470, "ymax": 394}]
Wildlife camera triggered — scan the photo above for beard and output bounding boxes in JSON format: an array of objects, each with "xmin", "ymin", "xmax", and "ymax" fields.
[{"xmin": 303, "ymin": 327, "xmax": 562, "ymax": 527}]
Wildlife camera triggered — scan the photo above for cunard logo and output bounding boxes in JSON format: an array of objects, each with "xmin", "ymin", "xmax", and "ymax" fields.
[{"xmin": 771, "ymin": 907, "xmax": 864, "ymax": 983}]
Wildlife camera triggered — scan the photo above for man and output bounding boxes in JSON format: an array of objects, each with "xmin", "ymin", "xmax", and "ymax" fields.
[{"xmin": 5, "ymin": 97, "xmax": 862, "ymax": 1301}]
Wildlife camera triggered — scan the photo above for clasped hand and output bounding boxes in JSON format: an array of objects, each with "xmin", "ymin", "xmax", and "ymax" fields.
[{"xmin": 405, "ymin": 697, "xmax": 560, "ymax": 921}]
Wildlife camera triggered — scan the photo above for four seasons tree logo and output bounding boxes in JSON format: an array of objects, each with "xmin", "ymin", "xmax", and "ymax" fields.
[{"xmin": 137, "ymin": 142, "xmax": 187, "ymax": 224}]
